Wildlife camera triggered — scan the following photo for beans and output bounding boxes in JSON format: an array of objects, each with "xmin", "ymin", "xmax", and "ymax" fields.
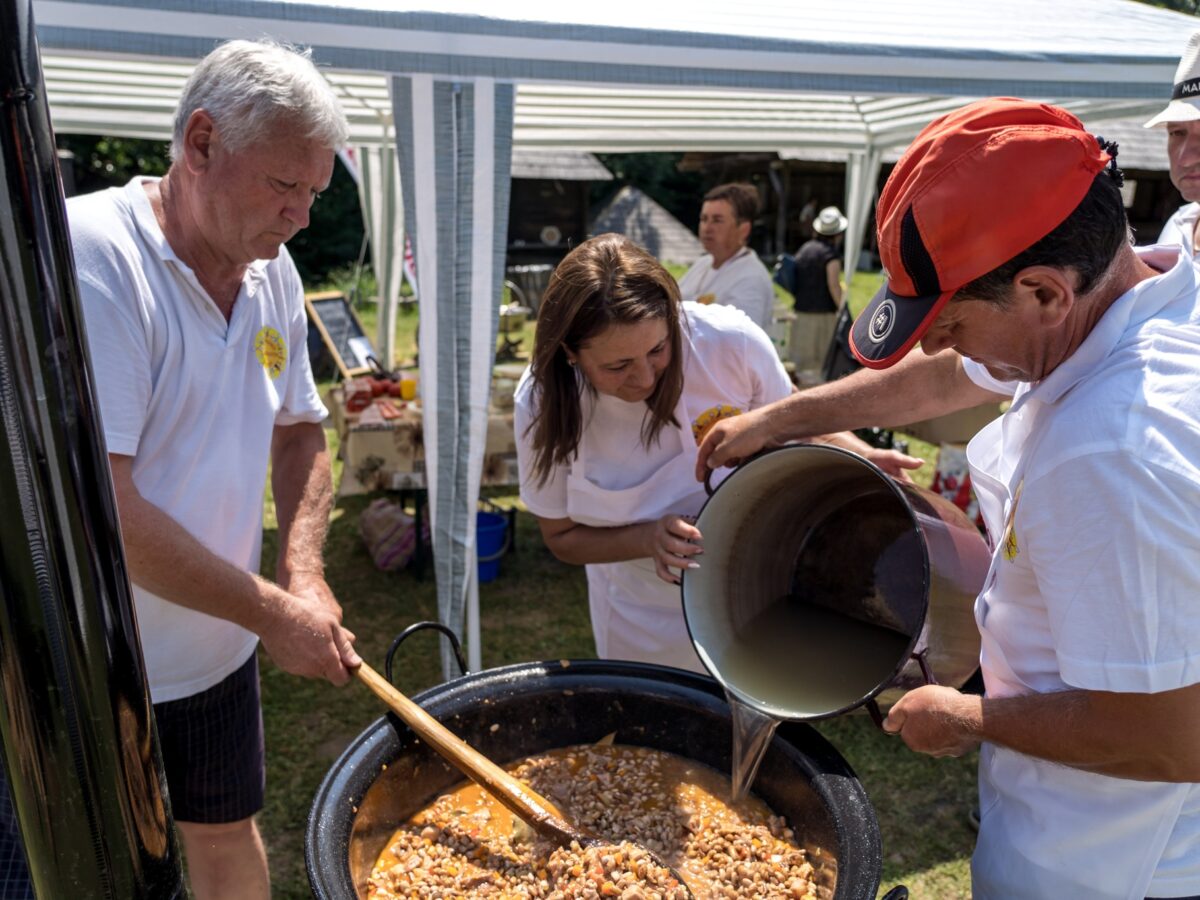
[{"xmin": 368, "ymin": 744, "xmax": 818, "ymax": 899}]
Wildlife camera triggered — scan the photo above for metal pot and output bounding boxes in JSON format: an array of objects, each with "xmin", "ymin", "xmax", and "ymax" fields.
[
  {"xmin": 683, "ymin": 444, "xmax": 990, "ymax": 723},
  {"xmin": 307, "ymin": 637, "xmax": 886, "ymax": 899}
]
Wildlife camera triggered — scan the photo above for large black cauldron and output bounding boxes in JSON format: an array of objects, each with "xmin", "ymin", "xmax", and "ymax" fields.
[{"xmin": 307, "ymin": 655, "xmax": 885, "ymax": 899}]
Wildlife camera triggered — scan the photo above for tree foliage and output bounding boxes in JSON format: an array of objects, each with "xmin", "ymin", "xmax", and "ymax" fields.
[{"xmin": 57, "ymin": 135, "xmax": 170, "ymax": 194}]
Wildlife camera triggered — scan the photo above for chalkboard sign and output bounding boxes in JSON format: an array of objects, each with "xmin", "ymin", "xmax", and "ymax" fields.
[{"xmin": 305, "ymin": 291, "xmax": 375, "ymax": 379}]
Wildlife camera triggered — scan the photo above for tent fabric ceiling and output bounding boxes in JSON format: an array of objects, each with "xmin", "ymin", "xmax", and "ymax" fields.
[
  {"xmin": 779, "ymin": 112, "xmax": 1175, "ymax": 172},
  {"xmin": 33, "ymin": 0, "xmax": 1197, "ymax": 154},
  {"xmin": 39, "ymin": 56, "xmax": 1169, "ymax": 156},
  {"xmin": 32, "ymin": 0, "xmax": 1194, "ymax": 97}
]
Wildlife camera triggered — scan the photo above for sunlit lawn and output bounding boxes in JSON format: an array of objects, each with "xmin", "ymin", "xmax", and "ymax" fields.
[{"xmin": 257, "ymin": 270, "xmax": 975, "ymax": 898}]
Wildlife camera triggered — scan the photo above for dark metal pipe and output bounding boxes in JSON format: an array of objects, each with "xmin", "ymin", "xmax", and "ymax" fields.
[{"xmin": 0, "ymin": 2, "xmax": 183, "ymax": 897}]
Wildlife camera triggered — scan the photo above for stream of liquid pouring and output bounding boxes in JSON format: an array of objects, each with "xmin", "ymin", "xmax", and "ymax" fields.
[
  {"xmin": 726, "ymin": 691, "xmax": 781, "ymax": 802},
  {"xmin": 716, "ymin": 598, "xmax": 912, "ymax": 801}
]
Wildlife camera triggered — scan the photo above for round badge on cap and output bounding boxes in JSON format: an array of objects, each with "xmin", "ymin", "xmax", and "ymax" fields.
[{"xmin": 868, "ymin": 299, "xmax": 896, "ymax": 344}]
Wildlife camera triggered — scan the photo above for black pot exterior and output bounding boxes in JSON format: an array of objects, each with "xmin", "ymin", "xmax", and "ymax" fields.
[{"xmin": 307, "ymin": 659, "xmax": 881, "ymax": 900}]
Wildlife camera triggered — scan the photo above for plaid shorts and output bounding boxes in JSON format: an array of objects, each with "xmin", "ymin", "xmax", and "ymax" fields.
[{"xmin": 154, "ymin": 653, "xmax": 265, "ymax": 824}]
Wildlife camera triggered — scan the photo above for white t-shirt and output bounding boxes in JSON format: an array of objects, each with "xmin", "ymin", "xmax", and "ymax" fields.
[
  {"xmin": 515, "ymin": 301, "xmax": 791, "ymax": 521},
  {"xmin": 677, "ymin": 248, "xmax": 776, "ymax": 334},
  {"xmin": 961, "ymin": 247, "xmax": 1200, "ymax": 899},
  {"xmin": 1158, "ymin": 202, "xmax": 1199, "ymax": 259},
  {"xmin": 70, "ymin": 178, "xmax": 328, "ymax": 703}
]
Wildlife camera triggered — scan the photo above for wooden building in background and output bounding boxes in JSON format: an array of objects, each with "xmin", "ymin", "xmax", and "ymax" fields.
[{"xmin": 505, "ymin": 149, "xmax": 613, "ymax": 310}]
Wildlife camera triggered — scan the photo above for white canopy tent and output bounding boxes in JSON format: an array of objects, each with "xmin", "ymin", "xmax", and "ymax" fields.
[{"xmin": 32, "ymin": 0, "xmax": 1195, "ymax": 677}]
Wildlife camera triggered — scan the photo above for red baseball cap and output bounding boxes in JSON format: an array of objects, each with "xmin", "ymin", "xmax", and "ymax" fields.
[{"xmin": 850, "ymin": 98, "xmax": 1112, "ymax": 369}]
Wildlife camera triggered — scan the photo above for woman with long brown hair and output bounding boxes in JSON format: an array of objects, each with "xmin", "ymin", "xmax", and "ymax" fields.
[{"xmin": 515, "ymin": 234, "xmax": 918, "ymax": 670}]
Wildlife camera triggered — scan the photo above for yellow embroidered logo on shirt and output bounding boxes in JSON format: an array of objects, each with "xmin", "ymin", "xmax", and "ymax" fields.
[
  {"xmin": 1002, "ymin": 480, "xmax": 1023, "ymax": 562},
  {"xmin": 254, "ymin": 326, "xmax": 287, "ymax": 380},
  {"xmin": 692, "ymin": 404, "xmax": 742, "ymax": 445},
  {"xmin": 1003, "ymin": 523, "xmax": 1019, "ymax": 561}
]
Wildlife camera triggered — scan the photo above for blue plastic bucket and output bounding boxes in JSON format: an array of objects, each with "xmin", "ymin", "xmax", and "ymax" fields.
[{"xmin": 476, "ymin": 511, "xmax": 508, "ymax": 583}]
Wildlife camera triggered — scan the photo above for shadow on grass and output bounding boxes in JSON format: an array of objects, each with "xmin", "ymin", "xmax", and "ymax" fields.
[{"xmin": 816, "ymin": 716, "xmax": 978, "ymax": 898}]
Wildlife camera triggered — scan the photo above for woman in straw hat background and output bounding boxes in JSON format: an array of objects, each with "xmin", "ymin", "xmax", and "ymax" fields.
[{"xmin": 788, "ymin": 205, "xmax": 848, "ymax": 383}]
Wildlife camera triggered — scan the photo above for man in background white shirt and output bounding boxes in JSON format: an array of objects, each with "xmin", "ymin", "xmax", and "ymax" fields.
[{"xmin": 677, "ymin": 182, "xmax": 775, "ymax": 333}]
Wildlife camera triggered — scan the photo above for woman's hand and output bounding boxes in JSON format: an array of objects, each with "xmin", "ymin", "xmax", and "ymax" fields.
[
  {"xmin": 814, "ymin": 431, "xmax": 925, "ymax": 482},
  {"xmin": 860, "ymin": 446, "xmax": 926, "ymax": 481},
  {"xmin": 647, "ymin": 515, "xmax": 703, "ymax": 585}
]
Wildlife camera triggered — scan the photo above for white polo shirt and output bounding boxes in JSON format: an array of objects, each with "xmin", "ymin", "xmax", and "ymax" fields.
[
  {"xmin": 677, "ymin": 248, "xmax": 776, "ymax": 334},
  {"xmin": 1158, "ymin": 202, "xmax": 1199, "ymax": 259},
  {"xmin": 961, "ymin": 247, "xmax": 1200, "ymax": 899},
  {"xmin": 70, "ymin": 178, "xmax": 328, "ymax": 703}
]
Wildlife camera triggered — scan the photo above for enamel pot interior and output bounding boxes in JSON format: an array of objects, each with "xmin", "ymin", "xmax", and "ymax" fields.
[
  {"xmin": 683, "ymin": 444, "xmax": 987, "ymax": 720},
  {"xmin": 306, "ymin": 659, "xmax": 882, "ymax": 900}
]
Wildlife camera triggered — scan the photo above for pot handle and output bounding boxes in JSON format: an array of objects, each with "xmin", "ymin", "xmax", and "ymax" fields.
[
  {"xmin": 865, "ymin": 647, "xmax": 938, "ymax": 730},
  {"xmin": 385, "ymin": 621, "xmax": 470, "ymax": 683}
]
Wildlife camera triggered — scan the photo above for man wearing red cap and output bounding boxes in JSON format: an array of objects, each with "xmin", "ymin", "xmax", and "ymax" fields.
[
  {"xmin": 1147, "ymin": 30, "xmax": 1200, "ymax": 259},
  {"xmin": 696, "ymin": 98, "xmax": 1200, "ymax": 899}
]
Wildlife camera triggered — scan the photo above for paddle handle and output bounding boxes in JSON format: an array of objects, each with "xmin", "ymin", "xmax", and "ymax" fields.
[{"xmin": 354, "ymin": 662, "xmax": 580, "ymax": 844}]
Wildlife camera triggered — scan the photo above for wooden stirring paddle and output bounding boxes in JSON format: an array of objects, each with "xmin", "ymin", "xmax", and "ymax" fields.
[{"xmin": 354, "ymin": 662, "xmax": 695, "ymax": 898}]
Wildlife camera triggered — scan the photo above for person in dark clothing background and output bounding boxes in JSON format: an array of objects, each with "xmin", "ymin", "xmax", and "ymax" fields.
[{"xmin": 789, "ymin": 205, "xmax": 847, "ymax": 382}]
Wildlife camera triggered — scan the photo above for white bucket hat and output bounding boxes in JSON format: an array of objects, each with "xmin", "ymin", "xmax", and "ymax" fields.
[
  {"xmin": 1145, "ymin": 30, "xmax": 1200, "ymax": 128},
  {"xmin": 812, "ymin": 205, "xmax": 848, "ymax": 236}
]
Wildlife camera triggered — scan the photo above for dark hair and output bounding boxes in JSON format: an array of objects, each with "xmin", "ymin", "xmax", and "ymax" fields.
[
  {"xmin": 525, "ymin": 234, "xmax": 685, "ymax": 486},
  {"xmin": 703, "ymin": 182, "xmax": 760, "ymax": 224},
  {"xmin": 956, "ymin": 170, "xmax": 1128, "ymax": 305}
]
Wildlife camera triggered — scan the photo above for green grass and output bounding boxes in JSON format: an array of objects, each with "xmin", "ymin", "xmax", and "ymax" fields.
[
  {"xmin": 258, "ymin": 270, "xmax": 974, "ymax": 898},
  {"xmin": 847, "ymin": 270, "xmax": 885, "ymax": 318}
]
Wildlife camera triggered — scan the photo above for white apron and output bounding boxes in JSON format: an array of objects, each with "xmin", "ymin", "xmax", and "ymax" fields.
[{"xmin": 565, "ymin": 391, "xmax": 713, "ymax": 673}]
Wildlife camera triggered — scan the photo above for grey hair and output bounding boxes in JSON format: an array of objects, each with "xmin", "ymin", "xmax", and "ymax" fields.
[{"xmin": 170, "ymin": 39, "xmax": 349, "ymax": 161}]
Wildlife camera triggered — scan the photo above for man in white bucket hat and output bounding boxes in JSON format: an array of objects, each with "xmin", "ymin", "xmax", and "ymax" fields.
[{"xmin": 1145, "ymin": 30, "xmax": 1200, "ymax": 257}]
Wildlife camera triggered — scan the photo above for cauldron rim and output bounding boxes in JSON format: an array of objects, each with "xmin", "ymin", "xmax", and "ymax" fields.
[{"xmin": 306, "ymin": 658, "xmax": 882, "ymax": 900}]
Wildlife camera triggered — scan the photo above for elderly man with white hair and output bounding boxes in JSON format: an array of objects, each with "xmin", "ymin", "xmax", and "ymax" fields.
[
  {"xmin": 64, "ymin": 40, "xmax": 362, "ymax": 899},
  {"xmin": 1147, "ymin": 30, "xmax": 1200, "ymax": 258}
]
